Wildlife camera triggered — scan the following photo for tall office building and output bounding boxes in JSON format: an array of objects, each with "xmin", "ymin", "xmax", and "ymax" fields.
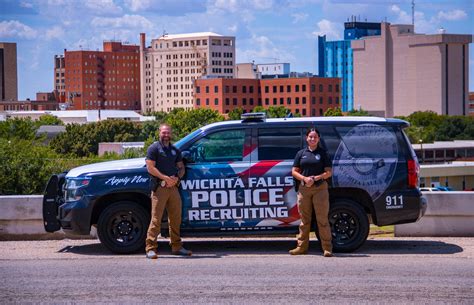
[
  {"xmin": 140, "ymin": 32, "xmax": 235, "ymax": 113},
  {"xmin": 318, "ymin": 19, "xmax": 381, "ymax": 111},
  {"xmin": 352, "ymin": 23, "xmax": 472, "ymax": 117},
  {"xmin": 63, "ymin": 41, "xmax": 140, "ymax": 111},
  {"xmin": 0, "ymin": 42, "xmax": 18, "ymax": 101},
  {"xmin": 54, "ymin": 55, "xmax": 66, "ymax": 103}
]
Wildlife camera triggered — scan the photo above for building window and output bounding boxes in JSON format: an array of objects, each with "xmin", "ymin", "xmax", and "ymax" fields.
[
  {"xmin": 225, "ymin": 86, "xmax": 230, "ymax": 93},
  {"xmin": 249, "ymin": 86, "xmax": 254, "ymax": 93},
  {"xmin": 312, "ymin": 97, "xmax": 316, "ymax": 104},
  {"xmin": 265, "ymin": 98, "xmax": 269, "ymax": 105},
  {"xmin": 215, "ymin": 98, "xmax": 219, "ymax": 105},
  {"xmin": 319, "ymin": 84, "xmax": 323, "ymax": 92},
  {"xmin": 242, "ymin": 86, "xmax": 247, "ymax": 93},
  {"xmin": 302, "ymin": 85, "xmax": 306, "ymax": 92},
  {"xmin": 302, "ymin": 109, "xmax": 307, "ymax": 116},
  {"xmin": 206, "ymin": 86, "xmax": 209, "ymax": 93},
  {"xmin": 233, "ymin": 98, "xmax": 237, "ymax": 105},
  {"xmin": 225, "ymin": 98, "xmax": 230, "ymax": 105},
  {"xmin": 273, "ymin": 86, "xmax": 277, "ymax": 93},
  {"xmin": 328, "ymin": 97, "xmax": 332, "ymax": 104},
  {"xmin": 287, "ymin": 85, "xmax": 291, "ymax": 93},
  {"xmin": 206, "ymin": 98, "xmax": 209, "ymax": 105},
  {"xmin": 280, "ymin": 98, "xmax": 284, "ymax": 105},
  {"xmin": 336, "ymin": 97, "xmax": 339, "ymax": 104},
  {"xmin": 243, "ymin": 98, "xmax": 247, "ymax": 105},
  {"xmin": 302, "ymin": 97, "xmax": 307, "ymax": 104},
  {"xmin": 265, "ymin": 86, "xmax": 269, "ymax": 93},
  {"xmin": 196, "ymin": 98, "xmax": 200, "ymax": 105},
  {"xmin": 233, "ymin": 86, "xmax": 237, "ymax": 93},
  {"xmin": 335, "ymin": 84, "xmax": 339, "ymax": 92},
  {"xmin": 319, "ymin": 97, "xmax": 323, "ymax": 104},
  {"xmin": 295, "ymin": 97, "xmax": 300, "ymax": 104},
  {"xmin": 214, "ymin": 86, "xmax": 218, "ymax": 93},
  {"xmin": 328, "ymin": 84, "xmax": 333, "ymax": 92},
  {"xmin": 295, "ymin": 85, "xmax": 299, "ymax": 92},
  {"xmin": 249, "ymin": 98, "xmax": 254, "ymax": 106},
  {"xmin": 273, "ymin": 98, "xmax": 277, "ymax": 105},
  {"xmin": 287, "ymin": 97, "xmax": 291, "ymax": 105}
]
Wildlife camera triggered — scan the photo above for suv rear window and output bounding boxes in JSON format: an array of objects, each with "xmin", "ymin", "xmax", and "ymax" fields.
[{"xmin": 335, "ymin": 125, "xmax": 399, "ymax": 158}]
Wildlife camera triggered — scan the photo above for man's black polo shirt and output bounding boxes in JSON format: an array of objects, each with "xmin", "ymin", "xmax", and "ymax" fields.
[
  {"xmin": 293, "ymin": 146, "xmax": 332, "ymax": 177},
  {"xmin": 146, "ymin": 141, "xmax": 182, "ymax": 176}
]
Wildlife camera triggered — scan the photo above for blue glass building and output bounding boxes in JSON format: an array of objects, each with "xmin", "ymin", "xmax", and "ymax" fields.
[{"xmin": 318, "ymin": 21, "xmax": 381, "ymax": 111}]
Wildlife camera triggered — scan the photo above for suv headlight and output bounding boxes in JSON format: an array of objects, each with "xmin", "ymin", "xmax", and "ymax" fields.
[{"xmin": 65, "ymin": 178, "xmax": 91, "ymax": 202}]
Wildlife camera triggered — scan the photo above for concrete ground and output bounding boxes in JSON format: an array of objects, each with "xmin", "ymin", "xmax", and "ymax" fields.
[{"xmin": 1, "ymin": 237, "xmax": 473, "ymax": 304}]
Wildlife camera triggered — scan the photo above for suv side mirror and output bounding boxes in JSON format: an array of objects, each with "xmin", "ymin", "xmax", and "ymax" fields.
[{"xmin": 182, "ymin": 150, "xmax": 195, "ymax": 163}]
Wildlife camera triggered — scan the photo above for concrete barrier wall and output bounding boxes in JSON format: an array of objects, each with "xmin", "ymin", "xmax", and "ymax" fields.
[
  {"xmin": 1, "ymin": 193, "xmax": 473, "ymax": 240},
  {"xmin": 0, "ymin": 195, "xmax": 95, "ymax": 240},
  {"xmin": 395, "ymin": 192, "xmax": 474, "ymax": 237}
]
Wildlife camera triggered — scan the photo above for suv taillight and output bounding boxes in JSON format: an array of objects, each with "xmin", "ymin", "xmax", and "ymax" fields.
[{"xmin": 407, "ymin": 159, "xmax": 419, "ymax": 189}]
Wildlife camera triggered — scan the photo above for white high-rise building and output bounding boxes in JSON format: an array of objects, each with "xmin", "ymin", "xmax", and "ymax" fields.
[{"xmin": 140, "ymin": 32, "xmax": 235, "ymax": 113}]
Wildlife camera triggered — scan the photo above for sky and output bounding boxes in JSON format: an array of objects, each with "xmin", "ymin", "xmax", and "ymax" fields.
[{"xmin": 0, "ymin": 0, "xmax": 473, "ymax": 100}]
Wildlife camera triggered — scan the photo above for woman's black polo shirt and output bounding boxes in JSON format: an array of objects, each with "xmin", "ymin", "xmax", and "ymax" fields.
[{"xmin": 293, "ymin": 146, "xmax": 332, "ymax": 177}]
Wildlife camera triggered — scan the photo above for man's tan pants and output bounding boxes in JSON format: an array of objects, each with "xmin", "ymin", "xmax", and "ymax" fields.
[
  {"xmin": 145, "ymin": 186, "xmax": 183, "ymax": 253},
  {"xmin": 296, "ymin": 181, "xmax": 333, "ymax": 252}
]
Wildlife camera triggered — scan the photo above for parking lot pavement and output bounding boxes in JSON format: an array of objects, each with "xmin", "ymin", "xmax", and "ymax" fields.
[{"xmin": 1, "ymin": 237, "xmax": 473, "ymax": 304}]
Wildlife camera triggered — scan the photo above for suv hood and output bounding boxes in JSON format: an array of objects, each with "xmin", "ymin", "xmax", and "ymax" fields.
[{"xmin": 66, "ymin": 158, "xmax": 146, "ymax": 178}]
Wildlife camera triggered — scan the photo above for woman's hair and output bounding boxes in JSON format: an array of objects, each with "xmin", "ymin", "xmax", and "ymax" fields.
[{"xmin": 306, "ymin": 127, "xmax": 320, "ymax": 137}]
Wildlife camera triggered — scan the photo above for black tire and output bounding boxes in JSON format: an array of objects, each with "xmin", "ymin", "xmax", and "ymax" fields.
[
  {"xmin": 97, "ymin": 201, "xmax": 150, "ymax": 254},
  {"xmin": 315, "ymin": 199, "xmax": 369, "ymax": 253}
]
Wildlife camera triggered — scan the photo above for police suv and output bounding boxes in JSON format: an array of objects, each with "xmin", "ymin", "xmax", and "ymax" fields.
[{"xmin": 43, "ymin": 114, "xmax": 426, "ymax": 254}]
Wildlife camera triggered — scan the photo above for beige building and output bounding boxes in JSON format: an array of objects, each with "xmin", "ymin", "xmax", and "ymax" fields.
[
  {"xmin": 140, "ymin": 32, "xmax": 236, "ymax": 113},
  {"xmin": 0, "ymin": 42, "xmax": 18, "ymax": 101},
  {"xmin": 352, "ymin": 23, "xmax": 472, "ymax": 117}
]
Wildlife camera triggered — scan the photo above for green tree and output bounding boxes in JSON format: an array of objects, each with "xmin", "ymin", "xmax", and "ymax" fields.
[
  {"xmin": 35, "ymin": 114, "xmax": 63, "ymax": 127},
  {"xmin": 165, "ymin": 108, "xmax": 224, "ymax": 140},
  {"xmin": 228, "ymin": 107, "xmax": 243, "ymax": 120},
  {"xmin": 324, "ymin": 107, "xmax": 343, "ymax": 116},
  {"xmin": 266, "ymin": 106, "xmax": 289, "ymax": 118},
  {"xmin": 347, "ymin": 108, "xmax": 371, "ymax": 116},
  {"xmin": 0, "ymin": 117, "xmax": 37, "ymax": 140},
  {"xmin": 50, "ymin": 120, "xmax": 142, "ymax": 157}
]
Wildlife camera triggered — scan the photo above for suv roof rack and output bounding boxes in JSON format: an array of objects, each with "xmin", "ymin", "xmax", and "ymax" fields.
[{"xmin": 241, "ymin": 112, "xmax": 266, "ymax": 123}]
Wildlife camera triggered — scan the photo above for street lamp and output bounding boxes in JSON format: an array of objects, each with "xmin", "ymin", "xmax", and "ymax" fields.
[{"xmin": 419, "ymin": 139, "xmax": 424, "ymax": 163}]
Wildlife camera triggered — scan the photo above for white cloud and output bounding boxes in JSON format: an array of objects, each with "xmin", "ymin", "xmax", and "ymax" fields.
[
  {"xmin": 20, "ymin": 1, "xmax": 33, "ymax": 8},
  {"xmin": 238, "ymin": 34, "xmax": 295, "ymax": 64},
  {"xmin": 124, "ymin": 0, "xmax": 152, "ymax": 12},
  {"xmin": 292, "ymin": 13, "xmax": 308, "ymax": 24},
  {"xmin": 91, "ymin": 14, "xmax": 154, "ymax": 29},
  {"xmin": 228, "ymin": 24, "xmax": 238, "ymax": 33},
  {"xmin": 85, "ymin": 0, "xmax": 123, "ymax": 15},
  {"xmin": 312, "ymin": 19, "xmax": 342, "ymax": 40},
  {"xmin": 212, "ymin": 0, "xmax": 275, "ymax": 12},
  {"xmin": 45, "ymin": 26, "xmax": 65, "ymax": 40},
  {"xmin": 437, "ymin": 10, "xmax": 467, "ymax": 21},
  {"xmin": 390, "ymin": 5, "xmax": 411, "ymax": 24},
  {"xmin": 0, "ymin": 20, "xmax": 37, "ymax": 39}
]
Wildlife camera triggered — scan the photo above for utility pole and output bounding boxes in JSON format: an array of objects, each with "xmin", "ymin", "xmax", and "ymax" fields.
[{"xmin": 412, "ymin": 0, "xmax": 415, "ymax": 27}]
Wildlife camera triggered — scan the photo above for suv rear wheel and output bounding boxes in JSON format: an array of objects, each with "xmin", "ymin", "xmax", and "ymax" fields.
[
  {"xmin": 316, "ymin": 199, "xmax": 369, "ymax": 252},
  {"xmin": 97, "ymin": 201, "xmax": 150, "ymax": 254}
]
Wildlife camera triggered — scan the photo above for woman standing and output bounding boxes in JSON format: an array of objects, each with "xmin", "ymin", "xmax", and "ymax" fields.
[{"xmin": 290, "ymin": 128, "xmax": 333, "ymax": 257}]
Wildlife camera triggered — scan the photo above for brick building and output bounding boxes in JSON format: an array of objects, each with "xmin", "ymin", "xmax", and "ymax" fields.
[
  {"xmin": 194, "ymin": 77, "xmax": 341, "ymax": 116},
  {"xmin": 140, "ymin": 32, "xmax": 235, "ymax": 113},
  {"xmin": 63, "ymin": 41, "xmax": 140, "ymax": 111},
  {"xmin": 0, "ymin": 42, "xmax": 18, "ymax": 101},
  {"xmin": 0, "ymin": 92, "xmax": 59, "ymax": 111}
]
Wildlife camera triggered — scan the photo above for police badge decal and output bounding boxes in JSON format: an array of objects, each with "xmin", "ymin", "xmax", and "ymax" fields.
[{"xmin": 332, "ymin": 124, "xmax": 399, "ymax": 201}]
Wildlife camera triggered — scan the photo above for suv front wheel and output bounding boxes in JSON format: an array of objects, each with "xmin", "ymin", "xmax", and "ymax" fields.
[
  {"xmin": 316, "ymin": 199, "xmax": 369, "ymax": 253},
  {"xmin": 97, "ymin": 201, "xmax": 150, "ymax": 254}
]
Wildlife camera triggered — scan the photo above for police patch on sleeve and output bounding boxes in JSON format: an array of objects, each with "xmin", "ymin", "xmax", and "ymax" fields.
[{"xmin": 332, "ymin": 124, "xmax": 398, "ymax": 201}]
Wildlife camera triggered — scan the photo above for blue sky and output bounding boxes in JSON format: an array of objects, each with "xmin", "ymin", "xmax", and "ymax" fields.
[{"xmin": 1, "ymin": 0, "xmax": 473, "ymax": 100}]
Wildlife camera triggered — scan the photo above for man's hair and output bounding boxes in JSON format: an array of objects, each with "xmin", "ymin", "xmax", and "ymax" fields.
[{"xmin": 159, "ymin": 123, "xmax": 171, "ymax": 131}]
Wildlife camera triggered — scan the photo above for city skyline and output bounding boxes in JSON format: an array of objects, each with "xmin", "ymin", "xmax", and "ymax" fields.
[{"xmin": 0, "ymin": 0, "xmax": 473, "ymax": 100}]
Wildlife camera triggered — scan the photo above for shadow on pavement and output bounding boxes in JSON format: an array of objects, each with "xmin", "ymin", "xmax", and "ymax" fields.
[{"xmin": 57, "ymin": 238, "xmax": 464, "ymax": 257}]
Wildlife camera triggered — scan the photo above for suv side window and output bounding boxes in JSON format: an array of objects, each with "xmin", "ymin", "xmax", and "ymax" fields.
[
  {"xmin": 188, "ymin": 129, "xmax": 245, "ymax": 163},
  {"xmin": 258, "ymin": 128, "xmax": 302, "ymax": 160}
]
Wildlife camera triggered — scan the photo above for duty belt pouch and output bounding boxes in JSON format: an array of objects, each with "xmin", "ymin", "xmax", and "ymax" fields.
[
  {"xmin": 149, "ymin": 176, "xmax": 161, "ymax": 192},
  {"xmin": 313, "ymin": 179, "xmax": 324, "ymax": 187}
]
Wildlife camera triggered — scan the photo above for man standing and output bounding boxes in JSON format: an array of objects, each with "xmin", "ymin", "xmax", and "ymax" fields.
[{"xmin": 145, "ymin": 123, "xmax": 192, "ymax": 259}]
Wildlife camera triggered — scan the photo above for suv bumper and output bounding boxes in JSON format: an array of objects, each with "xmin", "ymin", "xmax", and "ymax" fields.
[
  {"xmin": 58, "ymin": 200, "xmax": 93, "ymax": 235},
  {"xmin": 417, "ymin": 195, "xmax": 428, "ymax": 221}
]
